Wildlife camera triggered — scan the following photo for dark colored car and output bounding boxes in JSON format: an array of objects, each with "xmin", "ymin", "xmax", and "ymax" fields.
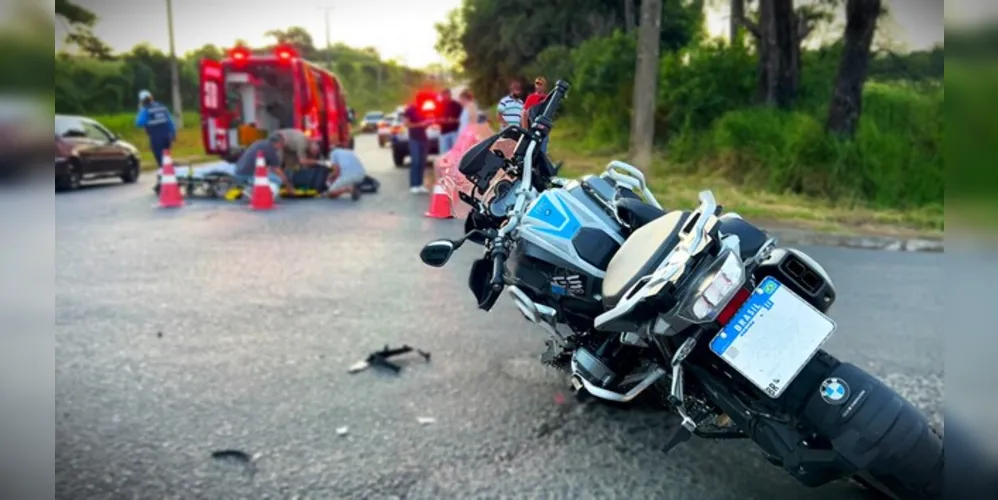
[
  {"xmin": 55, "ymin": 114, "xmax": 141, "ymax": 191},
  {"xmin": 359, "ymin": 111, "xmax": 384, "ymax": 133}
]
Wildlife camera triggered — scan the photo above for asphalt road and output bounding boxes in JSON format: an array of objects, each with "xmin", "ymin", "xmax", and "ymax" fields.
[{"xmin": 55, "ymin": 135, "xmax": 943, "ymax": 500}]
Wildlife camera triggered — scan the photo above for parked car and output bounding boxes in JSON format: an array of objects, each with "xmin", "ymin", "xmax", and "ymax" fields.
[
  {"xmin": 359, "ymin": 111, "xmax": 384, "ymax": 133},
  {"xmin": 55, "ymin": 114, "xmax": 141, "ymax": 191},
  {"xmin": 390, "ymin": 123, "xmax": 440, "ymax": 168},
  {"xmin": 377, "ymin": 113, "xmax": 397, "ymax": 148}
]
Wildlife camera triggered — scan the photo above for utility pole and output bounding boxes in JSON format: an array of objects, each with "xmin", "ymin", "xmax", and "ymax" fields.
[
  {"xmin": 324, "ymin": 7, "xmax": 332, "ymax": 71},
  {"xmin": 166, "ymin": 0, "xmax": 183, "ymax": 127}
]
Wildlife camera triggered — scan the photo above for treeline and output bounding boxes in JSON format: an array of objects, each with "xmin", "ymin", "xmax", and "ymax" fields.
[
  {"xmin": 438, "ymin": 0, "xmax": 944, "ymax": 212},
  {"xmin": 54, "ymin": 2, "xmax": 427, "ymax": 118},
  {"xmin": 55, "ymin": 41, "xmax": 427, "ymax": 117}
]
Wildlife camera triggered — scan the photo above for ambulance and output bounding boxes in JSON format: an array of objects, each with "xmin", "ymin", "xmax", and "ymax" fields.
[{"xmin": 198, "ymin": 44, "xmax": 355, "ymax": 160}]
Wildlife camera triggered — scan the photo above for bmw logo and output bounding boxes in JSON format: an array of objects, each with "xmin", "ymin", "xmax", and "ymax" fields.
[{"xmin": 819, "ymin": 377, "xmax": 850, "ymax": 405}]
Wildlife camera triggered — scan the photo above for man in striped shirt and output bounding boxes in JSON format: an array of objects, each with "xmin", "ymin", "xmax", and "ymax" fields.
[{"xmin": 495, "ymin": 79, "xmax": 524, "ymax": 129}]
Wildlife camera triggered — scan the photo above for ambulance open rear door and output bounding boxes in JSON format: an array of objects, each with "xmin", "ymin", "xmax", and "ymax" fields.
[{"xmin": 199, "ymin": 58, "xmax": 229, "ymax": 155}]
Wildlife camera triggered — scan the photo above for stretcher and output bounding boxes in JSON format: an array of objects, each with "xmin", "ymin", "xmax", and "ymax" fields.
[
  {"xmin": 152, "ymin": 161, "xmax": 380, "ymax": 201},
  {"xmin": 153, "ymin": 161, "xmax": 333, "ymax": 200}
]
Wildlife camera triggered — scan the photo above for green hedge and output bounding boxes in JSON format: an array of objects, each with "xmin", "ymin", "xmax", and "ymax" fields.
[{"xmin": 549, "ymin": 35, "xmax": 943, "ymax": 211}]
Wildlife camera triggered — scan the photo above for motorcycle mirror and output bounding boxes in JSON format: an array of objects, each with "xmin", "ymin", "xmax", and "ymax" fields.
[{"xmin": 420, "ymin": 239, "xmax": 460, "ymax": 267}]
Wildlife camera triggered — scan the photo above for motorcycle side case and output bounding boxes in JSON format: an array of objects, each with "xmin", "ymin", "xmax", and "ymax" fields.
[{"xmin": 752, "ymin": 247, "xmax": 836, "ymax": 313}]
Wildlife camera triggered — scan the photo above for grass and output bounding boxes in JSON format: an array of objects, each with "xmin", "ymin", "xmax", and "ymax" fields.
[
  {"xmin": 547, "ymin": 127, "xmax": 944, "ymax": 240},
  {"xmin": 92, "ymin": 111, "xmax": 213, "ymax": 169}
]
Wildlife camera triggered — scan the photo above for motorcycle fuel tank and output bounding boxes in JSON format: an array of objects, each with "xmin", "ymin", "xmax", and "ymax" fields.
[{"xmin": 517, "ymin": 179, "xmax": 626, "ymax": 280}]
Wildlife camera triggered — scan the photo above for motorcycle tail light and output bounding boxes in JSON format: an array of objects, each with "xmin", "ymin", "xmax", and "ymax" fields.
[{"xmin": 677, "ymin": 249, "xmax": 746, "ymax": 323}]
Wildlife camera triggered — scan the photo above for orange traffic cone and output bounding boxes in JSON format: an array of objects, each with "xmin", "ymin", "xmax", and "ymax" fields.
[
  {"xmin": 158, "ymin": 149, "xmax": 184, "ymax": 208},
  {"xmin": 249, "ymin": 152, "xmax": 275, "ymax": 211},
  {"xmin": 424, "ymin": 181, "xmax": 453, "ymax": 219}
]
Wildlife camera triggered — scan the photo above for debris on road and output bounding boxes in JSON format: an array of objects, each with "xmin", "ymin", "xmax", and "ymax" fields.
[
  {"xmin": 156, "ymin": 331, "xmax": 163, "ymax": 338},
  {"xmin": 210, "ymin": 449, "xmax": 253, "ymax": 463},
  {"xmin": 335, "ymin": 426, "xmax": 349, "ymax": 436},
  {"xmin": 417, "ymin": 417, "xmax": 436, "ymax": 425},
  {"xmin": 210, "ymin": 449, "xmax": 259, "ymax": 476},
  {"xmin": 348, "ymin": 344, "xmax": 432, "ymax": 374}
]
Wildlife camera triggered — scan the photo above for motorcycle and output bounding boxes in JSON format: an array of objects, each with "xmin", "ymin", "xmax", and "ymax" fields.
[{"xmin": 419, "ymin": 81, "xmax": 943, "ymax": 499}]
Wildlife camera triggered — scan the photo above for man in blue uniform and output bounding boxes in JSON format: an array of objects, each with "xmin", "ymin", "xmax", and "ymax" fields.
[{"xmin": 134, "ymin": 90, "xmax": 177, "ymax": 168}]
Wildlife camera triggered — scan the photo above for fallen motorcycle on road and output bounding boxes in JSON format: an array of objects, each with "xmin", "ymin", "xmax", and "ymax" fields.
[{"xmin": 419, "ymin": 80, "xmax": 943, "ymax": 500}]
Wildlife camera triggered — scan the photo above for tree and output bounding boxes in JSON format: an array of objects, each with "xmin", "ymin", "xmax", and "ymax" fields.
[
  {"xmin": 624, "ymin": 0, "xmax": 636, "ymax": 32},
  {"xmin": 56, "ymin": 0, "xmax": 114, "ymax": 60},
  {"xmin": 55, "ymin": 0, "xmax": 96, "ymax": 26},
  {"xmin": 826, "ymin": 0, "xmax": 883, "ymax": 137},
  {"xmin": 434, "ymin": 7, "xmax": 466, "ymax": 65},
  {"xmin": 730, "ymin": 0, "xmax": 745, "ymax": 43},
  {"xmin": 738, "ymin": 0, "xmax": 839, "ymax": 108},
  {"xmin": 629, "ymin": 0, "xmax": 663, "ymax": 169},
  {"xmin": 264, "ymin": 27, "xmax": 316, "ymax": 57},
  {"xmin": 64, "ymin": 28, "xmax": 115, "ymax": 60}
]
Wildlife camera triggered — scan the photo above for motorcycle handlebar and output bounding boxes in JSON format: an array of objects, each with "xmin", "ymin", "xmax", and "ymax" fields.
[
  {"xmin": 490, "ymin": 245, "xmax": 507, "ymax": 290},
  {"xmin": 532, "ymin": 80, "xmax": 570, "ymax": 130}
]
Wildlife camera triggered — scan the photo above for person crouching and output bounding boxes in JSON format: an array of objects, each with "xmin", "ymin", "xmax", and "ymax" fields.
[
  {"xmin": 232, "ymin": 132, "xmax": 294, "ymax": 196},
  {"xmin": 324, "ymin": 146, "xmax": 364, "ymax": 201}
]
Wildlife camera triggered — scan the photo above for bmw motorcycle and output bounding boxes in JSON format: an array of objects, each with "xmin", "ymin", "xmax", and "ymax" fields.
[{"xmin": 419, "ymin": 81, "xmax": 943, "ymax": 499}]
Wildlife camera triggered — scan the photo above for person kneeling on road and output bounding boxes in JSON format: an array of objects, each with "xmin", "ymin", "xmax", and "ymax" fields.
[
  {"xmin": 233, "ymin": 132, "xmax": 294, "ymax": 196},
  {"xmin": 324, "ymin": 147, "xmax": 365, "ymax": 201}
]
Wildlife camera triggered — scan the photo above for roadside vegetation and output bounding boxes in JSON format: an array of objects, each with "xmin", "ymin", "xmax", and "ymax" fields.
[
  {"xmin": 53, "ymin": 1, "xmax": 427, "ymax": 168},
  {"xmin": 437, "ymin": 0, "xmax": 945, "ymax": 236}
]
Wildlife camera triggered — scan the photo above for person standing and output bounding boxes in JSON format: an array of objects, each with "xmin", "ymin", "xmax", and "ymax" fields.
[
  {"xmin": 496, "ymin": 79, "xmax": 524, "ymax": 129},
  {"xmin": 438, "ymin": 89, "xmax": 463, "ymax": 155},
  {"xmin": 402, "ymin": 97, "xmax": 432, "ymax": 194},
  {"xmin": 134, "ymin": 90, "xmax": 176, "ymax": 168},
  {"xmin": 521, "ymin": 77, "xmax": 551, "ymax": 154},
  {"xmin": 457, "ymin": 89, "xmax": 478, "ymax": 135}
]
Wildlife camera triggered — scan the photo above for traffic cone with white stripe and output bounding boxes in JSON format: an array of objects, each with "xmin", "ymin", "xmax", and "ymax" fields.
[
  {"xmin": 158, "ymin": 149, "xmax": 184, "ymax": 208},
  {"xmin": 249, "ymin": 151, "xmax": 276, "ymax": 210},
  {"xmin": 424, "ymin": 180, "xmax": 453, "ymax": 219}
]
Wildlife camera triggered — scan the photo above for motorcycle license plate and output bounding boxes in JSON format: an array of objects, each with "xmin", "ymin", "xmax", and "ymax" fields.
[{"xmin": 708, "ymin": 276, "xmax": 836, "ymax": 399}]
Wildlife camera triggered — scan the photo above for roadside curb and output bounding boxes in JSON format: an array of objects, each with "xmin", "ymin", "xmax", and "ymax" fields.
[{"xmin": 763, "ymin": 227, "xmax": 944, "ymax": 253}]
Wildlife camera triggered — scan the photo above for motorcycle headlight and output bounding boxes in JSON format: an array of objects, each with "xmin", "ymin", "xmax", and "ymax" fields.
[{"xmin": 676, "ymin": 248, "xmax": 746, "ymax": 323}]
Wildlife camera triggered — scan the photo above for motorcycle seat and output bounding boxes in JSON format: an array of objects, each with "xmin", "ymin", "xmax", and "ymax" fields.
[
  {"xmin": 601, "ymin": 210, "xmax": 690, "ymax": 309},
  {"xmin": 616, "ymin": 197, "xmax": 666, "ymax": 231}
]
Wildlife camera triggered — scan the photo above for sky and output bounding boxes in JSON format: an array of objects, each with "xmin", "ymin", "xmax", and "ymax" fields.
[{"xmin": 53, "ymin": 0, "xmax": 945, "ymax": 68}]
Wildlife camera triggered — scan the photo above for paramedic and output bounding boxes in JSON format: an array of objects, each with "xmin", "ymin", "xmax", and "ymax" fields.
[
  {"xmin": 233, "ymin": 132, "xmax": 294, "ymax": 193},
  {"xmin": 324, "ymin": 147, "xmax": 363, "ymax": 201},
  {"xmin": 134, "ymin": 90, "xmax": 176, "ymax": 167},
  {"xmin": 276, "ymin": 128, "xmax": 322, "ymax": 172}
]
